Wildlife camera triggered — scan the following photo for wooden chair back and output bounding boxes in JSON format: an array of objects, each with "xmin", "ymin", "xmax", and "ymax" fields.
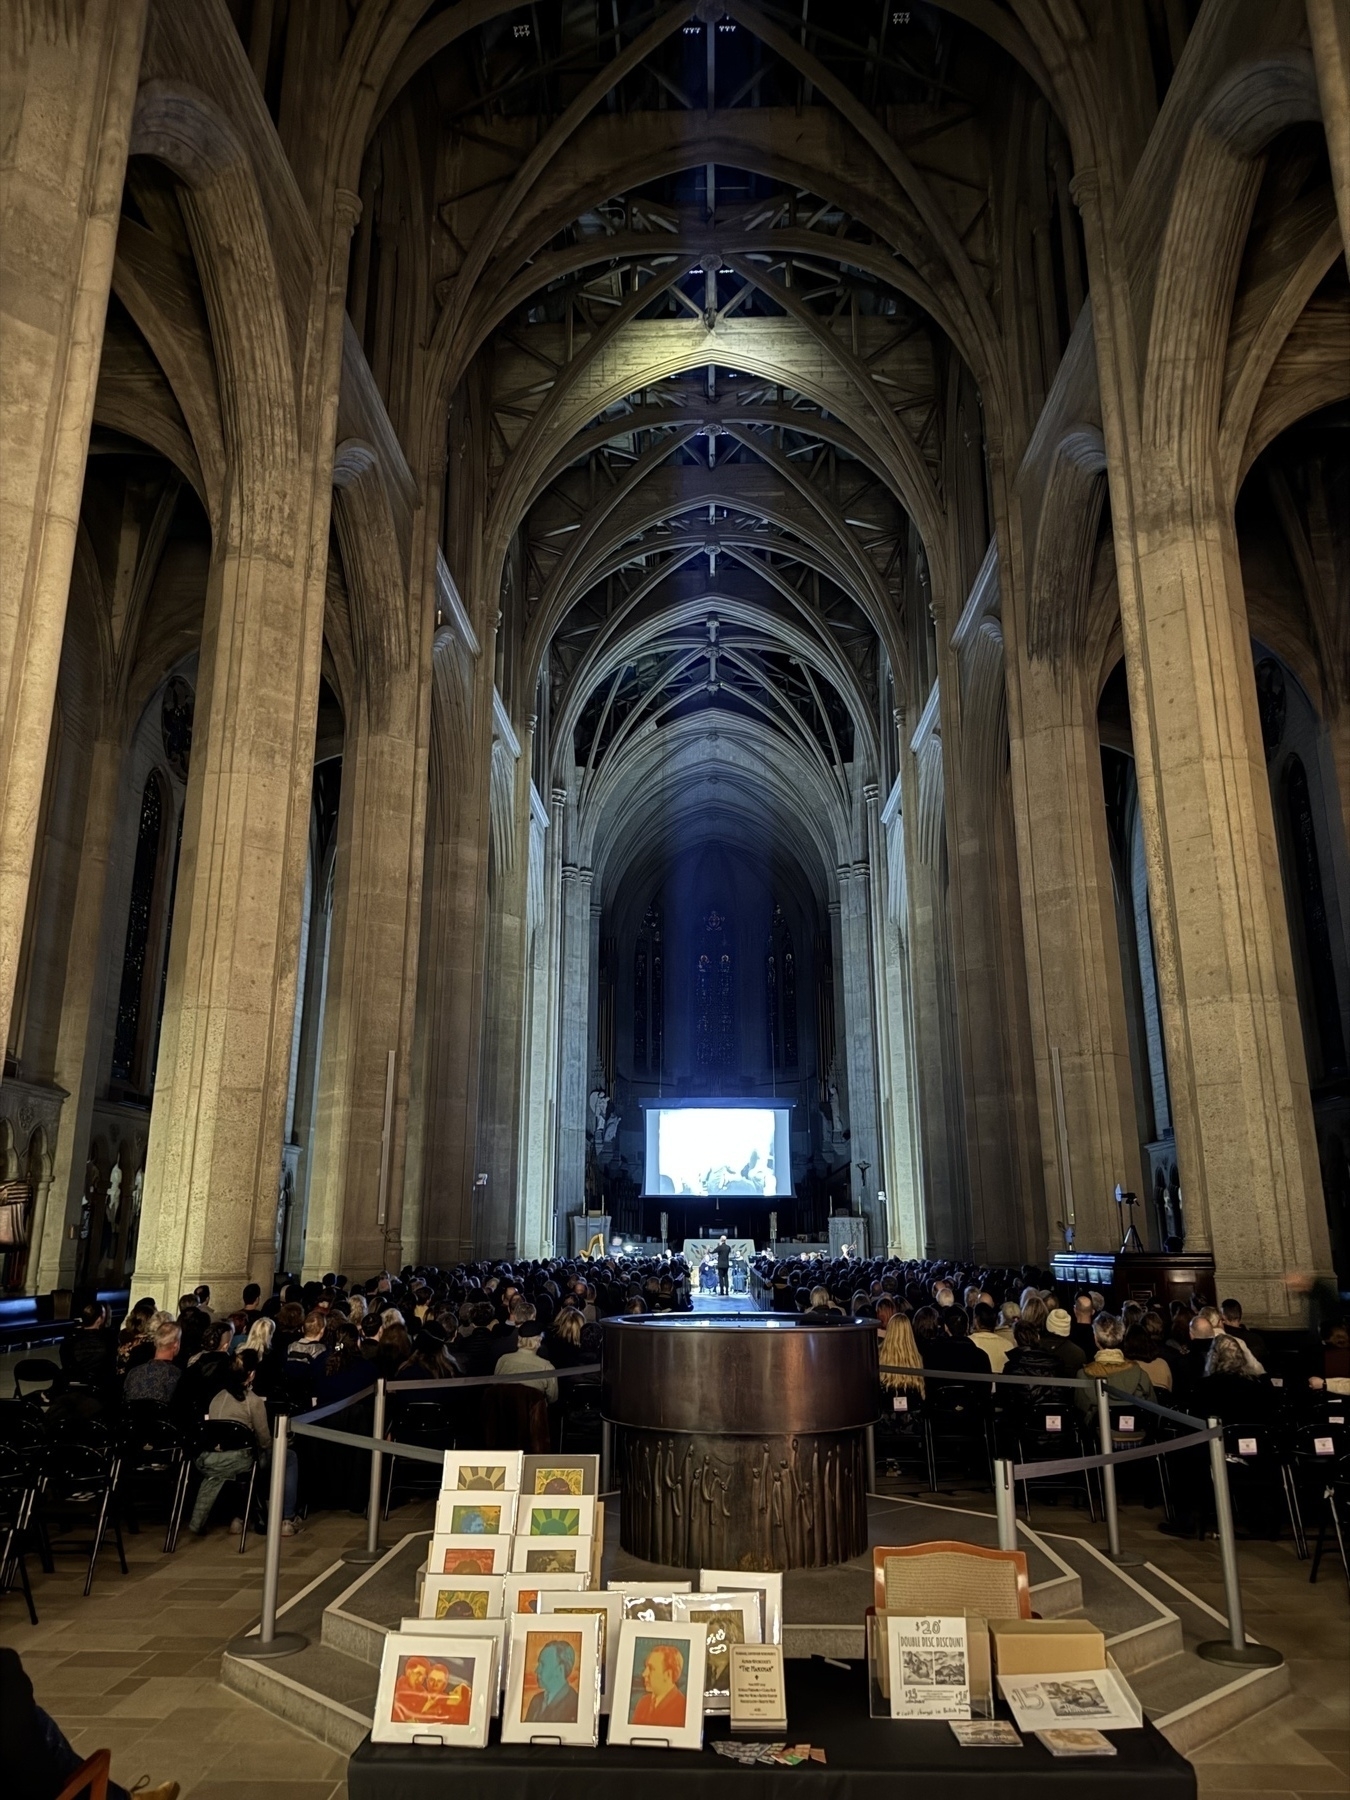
[
  {"xmin": 872, "ymin": 1539, "xmax": 1031, "ymax": 1618},
  {"xmin": 54, "ymin": 1747, "xmax": 110, "ymax": 1800}
]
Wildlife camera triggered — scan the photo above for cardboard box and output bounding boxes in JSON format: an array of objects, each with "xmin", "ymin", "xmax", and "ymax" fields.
[{"xmin": 988, "ymin": 1618, "xmax": 1105, "ymax": 1675}]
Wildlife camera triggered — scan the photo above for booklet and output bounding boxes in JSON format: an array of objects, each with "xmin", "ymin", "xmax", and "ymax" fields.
[
  {"xmin": 729, "ymin": 1643, "xmax": 788, "ymax": 1734},
  {"xmin": 1037, "ymin": 1728, "xmax": 1118, "ymax": 1756},
  {"xmin": 885, "ymin": 1616, "xmax": 971, "ymax": 1721},
  {"xmin": 998, "ymin": 1669, "xmax": 1140, "ymax": 1733},
  {"xmin": 950, "ymin": 1720, "xmax": 1022, "ymax": 1748}
]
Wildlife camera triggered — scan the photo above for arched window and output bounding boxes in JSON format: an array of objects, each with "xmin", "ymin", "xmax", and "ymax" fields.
[
  {"xmin": 633, "ymin": 903, "xmax": 663, "ymax": 1072},
  {"xmin": 110, "ymin": 773, "xmax": 166, "ymax": 1088},
  {"xmin": 765, "ymin": 904, "xmax": 798, "ymax": 1071}
]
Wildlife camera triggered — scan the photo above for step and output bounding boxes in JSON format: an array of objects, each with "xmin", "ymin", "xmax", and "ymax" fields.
[{"xmin": 219, "ymin": 1496, "xmax": 1285, "ymax": 1762}]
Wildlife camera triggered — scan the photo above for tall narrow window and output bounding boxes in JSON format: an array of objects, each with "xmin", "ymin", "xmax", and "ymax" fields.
[
  {"xmin": 633, "ymin": 904, "xmax": 663, "ymax": 1074},
  {"xmin": 111, "ymin": 774, "xmax": 164, "ymax": 1086},
  {"xmin": 697, "ymin": 907, "xmax": 734, "ymax": 1077},
  {"xmin": 1285, "ymin": 755, "xmax": 1345, "ymax": 1078},
  {"xmin": 765, "ymin": 904, "xmax": 798, "ymax": 1071}
]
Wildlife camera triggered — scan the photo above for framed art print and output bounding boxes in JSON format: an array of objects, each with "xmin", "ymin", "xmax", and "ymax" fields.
[
  {"xmin": 500, "ymin": 1610, "xmax": 603, "ymax": 1747},
  {"xmin": 674, "ymin": 1592, "xmax": 763, "ymax": 1712},
  {"xmin": 440, "ymin": 1451, "xmax": 523, "ymax": 1493},
  {"xmin": 504, "ymin": 1571, "xmax": 588, "ymax": 1615},
  {"xmin": 400, "ymin": 1617, "xmax": 509, "ymax": 1711},
  {"xmin": 517, "ymin": 1494, "xmax": 595, "ymax": 1540},
  {"xmin": 371, "ymin": 1631, "xmax": 495, "ymax": 1746},
  {"xmin": 540, "ymin": 1589, "xmax": 625, "ymax": 1713},
  {"xmin": 607, "ymin": 1619, "xmax": 708, "ymax": 1751},
  {"xmin": 510, "ymin": 1535, "xmax": 592, "ymax": 1575},
  {"xmin": 418, "ymin": 1574, "xmax": 504, "ymax": 1621},
  {"xmin": 700, "ymin": 1570, "xmax": 783, "ymax": 1645},
  {"xmin": 427, "ymin": 1533, "xmax": 512, "ymax": 1577},
  {"xmin": 522, "ymin": 1453, "xmax": 599, "ymax": 1495},
  {"xmin": 434, "ymin": 1490, "xmax": 517, "ymax": 1538},
  {"xmin": 615, "ymin": 1588, "xmax": 690, "ymax": 1624}
]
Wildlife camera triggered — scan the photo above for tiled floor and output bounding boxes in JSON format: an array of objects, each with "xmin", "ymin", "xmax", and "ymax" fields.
[{"xmin": 1, "ymin": 1466, "xmax": 1345, "ymax": 1798}]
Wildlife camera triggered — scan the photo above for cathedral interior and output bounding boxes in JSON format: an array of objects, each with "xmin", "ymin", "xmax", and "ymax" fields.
[{"xmin": 3, "ymin": 0, "xmax": 1349, "ymax": 1325}]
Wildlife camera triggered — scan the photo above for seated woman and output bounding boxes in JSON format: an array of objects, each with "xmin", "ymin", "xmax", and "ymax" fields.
[
  {"xmin": 879, "ymin": 1313, "xmax": 925, "ymax": 1402},
  {"xmin": 188, "ymin": 1350, "xmax": 302, "ymax": 1539}
]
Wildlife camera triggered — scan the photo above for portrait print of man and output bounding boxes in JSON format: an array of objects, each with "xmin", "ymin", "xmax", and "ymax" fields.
[
  {"xmin": 523, "ymin": 1635, "xmax": 581, "ymax": 1724},
  {"xmin": 421, "ymin": 1658, "xmax": 473, "ymax": 1724},
  {"xmin": 629, "ymin": 1640, "xmax": 688, "ymax": 1728}
]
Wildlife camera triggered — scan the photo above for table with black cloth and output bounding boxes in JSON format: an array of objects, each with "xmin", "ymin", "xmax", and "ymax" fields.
[{"xmin": 347, "ymin": 1656, "xmax": 1195, "ymax": 1800}]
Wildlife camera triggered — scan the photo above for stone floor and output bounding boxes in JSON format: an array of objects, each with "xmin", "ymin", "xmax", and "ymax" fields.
[{"xmin": 0, "ymin": 1445, "xmax": 1345, "ymax": 1797}]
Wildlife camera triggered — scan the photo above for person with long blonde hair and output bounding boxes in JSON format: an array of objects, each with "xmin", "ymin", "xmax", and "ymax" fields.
[{"xmin": 879, "ymin": 1313, "xmax": 924, "ymax": 1396}]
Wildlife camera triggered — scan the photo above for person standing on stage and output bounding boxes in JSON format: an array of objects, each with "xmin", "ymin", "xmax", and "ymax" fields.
[{"xmin": 716, "ymin": 1235, "xmax": 731, "ymax": 1296}]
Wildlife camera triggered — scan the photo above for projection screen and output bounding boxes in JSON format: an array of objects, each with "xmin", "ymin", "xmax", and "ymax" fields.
[{"xmin": 643, "ymin": 1105, "xmax": 792, "ymax": 1197}]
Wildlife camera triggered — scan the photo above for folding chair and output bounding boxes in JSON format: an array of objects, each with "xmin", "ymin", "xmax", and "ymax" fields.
[
  {"xmin": 35, "ymin": 1441, "xmax": 127, "ymax": 1596},
  {"xmin": 116, "ymin": 1403, "xmax": 187, "ymax": 1551},
  {"xmin": 0, "ymin": 1441, "xmax": 40, "ymax": 1624},
  {"xmin": 12, "ymin": 1358, "xmax": 61, "ymax": 1400},
  {"xmin": 170, "ymin": 1419, "xmax": 260, "ymax": 1554}
]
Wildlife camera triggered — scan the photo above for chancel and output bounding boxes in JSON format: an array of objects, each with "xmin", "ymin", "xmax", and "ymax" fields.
[{"xmin": 0, "ymin": 1, "xmax": 1347, "ymax": 1795}]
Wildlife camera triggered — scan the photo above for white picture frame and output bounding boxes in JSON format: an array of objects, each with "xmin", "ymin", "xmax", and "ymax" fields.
[
  {"xmin": 500, "ymin": 1609, "xmax": 603, "ymax": 1747},
  {"xmin": 427, "ymin": 1533, "xmax": 512, "ymax": 1577},
  {"xmin": 510, "ymin": 1534, "xmax": 592, "ymax": 1575},
  {"xmin": 504, "ymin": 1571, "xmax": 588, "ymax": 1615},
  {"xmin": 371, "ymin": 1630, "xmax": 495, "ymax": 1746},
  {"xmin": 540, "ymin": 1589, "xmax": 625, "ymax": 1713},
  {"xmin": 440, "ymin": 1451, "xmax": 523, "ymax": 1493},
  {"xmin": 418, "ymin": 1573, "xmax": 504, "ymax": 1622},
  {"xmin": 434, "ymin": 1490, "xmax": 518, "ymax": 1539},
  {"xmin": 699, "ymin": 1570, "xmax": 784, "ymax": 1645},
  {"xmin": 516, "ymin": 1494, "xmax": 595, "ymax": 1540},
  {"xmin": 607, "ymin": 1618, "xmax": 708, "ymax": 1751},
  {"xmin": 400, "ymin": 1618, "xmax": 508, "ymax": 1711},
  {"xmin": 673, "ymin": 1592, "xmax": 763, "ymax": 1712}
]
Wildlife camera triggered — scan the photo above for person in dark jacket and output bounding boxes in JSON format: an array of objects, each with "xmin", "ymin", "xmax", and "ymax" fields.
[
  {"xmin": 921, "ymin": 1308, "xmax": 993, "ymax": 1376},
  {"xmin": 59, "ymin": 1302, "xmax": 117, "ymax": 1395},
  {"xmin": 1, "ymin": 1646, "xmax": 179, "ymax": 1800},
  {"xmin": 1003, "ymin": 1320, "xmax": 1064, "ymax": 1412}
]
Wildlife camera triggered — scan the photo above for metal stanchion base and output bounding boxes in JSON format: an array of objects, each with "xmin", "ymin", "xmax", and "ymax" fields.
[
  {"xmin": 341, "ymin": 1547, "xmax": 384, "ymax": 1565},
  {"xmin": 1196, "ymin": 1639, "xmax": 1284, "ymax": 1668},
  {"xmin": 226, "ymin": 1631, "xmax": 309, "ymax": 1659},
  {"xmin": 1106, "ymin": 1550, "xmax": 1145, "ymax": 1566}
]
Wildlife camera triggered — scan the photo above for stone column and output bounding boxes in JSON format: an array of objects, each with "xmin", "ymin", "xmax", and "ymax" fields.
[
  {"xmin": 0, "ymin": 0, "xmax": 147, "ymax": 1053},
  {"xmin": 836, "ymin": 859, "xmax": 882, "ymax": 1245},
  {"xmin": 32, "ymin": 731, "xmax": 125, "ymax": 1291},
  {"xmin": 1004, "ymin": 655, "xmax": 1140, "ymax": 1255},
  {"xmin": 874, "ymin": 778, "xmax": 926, "ymax": 1259},
  {"xmin": 515, "ymin": 778, "xmax": 554, "ymax": 1259},
  {"xmin": 1308, "ymin": 0, "xmax": 1350, "ymax": 266},
  {"xmin": 475, "ymin": 701, "xmax": 530, "ymax": 1258},
  {"xmin": 1076, "ymin": 168, "xmax": 1333, "ymax": 1320},
  {"xmin": 302, "ymin": 686, "xmax": 426, "ymax": 1280},
  {"xmin": 555, "ymin": 859, "xmax": 593, "ymax": 1237}
]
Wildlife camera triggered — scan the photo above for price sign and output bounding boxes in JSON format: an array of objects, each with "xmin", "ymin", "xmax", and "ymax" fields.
[
  {"xmin": 1313, "ymin": 1436, "xmax": 1335, "ymax": 1456},
  {"xmin": 1237, "ymin": 1437, "xmax": 1257, "ymax": 1457},
  {"xmin": 1044, "ymin": 1414, "xmax": 1062, "ymax": 1432}
]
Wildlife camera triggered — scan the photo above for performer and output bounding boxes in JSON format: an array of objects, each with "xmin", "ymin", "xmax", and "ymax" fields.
[{"xmin": 715, "ymin": 1234, "xmax": 731, "ymax": 1296}]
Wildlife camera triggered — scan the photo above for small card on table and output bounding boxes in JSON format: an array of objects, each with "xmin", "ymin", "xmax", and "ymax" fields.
[{"xmin": 728, "ymin": 1642, "xmax": 787, "ymax": 1734}]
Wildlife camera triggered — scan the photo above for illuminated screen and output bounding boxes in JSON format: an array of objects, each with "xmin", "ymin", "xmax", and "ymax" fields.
[{"xmin": 643, "ymin": 1106, "xmax": 791, "ymax": 1198}]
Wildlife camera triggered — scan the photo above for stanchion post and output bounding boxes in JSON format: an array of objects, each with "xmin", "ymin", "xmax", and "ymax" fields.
[
  {"xmin": 226, "ymin": 1416, "xmax": 306, "ymax": 1658},
  {"xmin": 366, "ymin": 1378, "xmax": 387, "ymax": 1558},
  {"xmin": 1198, "ymin": 1418, "xmax": 1283, "ymax": 1668},
  {"xmin": 865, "ymin": 1423, "xmax": 878, "ymax": 1493},
  {"xmin": 1095, "ymin": 1378, "xmax": 1122, "ymax": 1558},
  {"xmin": 994, "ymin": 1457, "xmax": 1017, "ymax": 1551}
]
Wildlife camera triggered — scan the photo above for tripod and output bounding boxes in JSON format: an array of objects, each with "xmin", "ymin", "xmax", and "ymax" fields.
[{"xmin": 1115, "ymin": 1184, "xmax": 1144, "ymax": 1252}]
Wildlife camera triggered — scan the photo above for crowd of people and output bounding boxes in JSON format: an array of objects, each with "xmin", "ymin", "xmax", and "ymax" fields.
[{"xmin": 35, "ymin": 1248, "xmax": 1347, "ymax": 1547}]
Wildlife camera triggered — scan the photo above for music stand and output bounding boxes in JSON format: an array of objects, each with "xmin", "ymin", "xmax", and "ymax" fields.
[{"xmin": 1114, "ymin": 1183, "xmax": 1144, "ymax": 1252}]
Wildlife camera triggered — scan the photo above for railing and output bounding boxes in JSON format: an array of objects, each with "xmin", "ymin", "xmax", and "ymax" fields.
[
  {"xmin": 876, "ymin": 1361, "xmax": 1283, "ymax": 1671},
  {"xmin": 229, "ymin": 1361, "xmax": 602, "ymax": 1661}
]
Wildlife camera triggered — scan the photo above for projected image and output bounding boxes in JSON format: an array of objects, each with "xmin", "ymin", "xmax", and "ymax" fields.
[{"xmin": 655, "ymin": 1108, "xmax": 780, "ymax": 1197}]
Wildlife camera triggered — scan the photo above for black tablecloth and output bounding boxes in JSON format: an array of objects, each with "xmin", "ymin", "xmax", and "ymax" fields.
[{"xmin": 347, "ymin": 1657, "xmax": 1195, "ymax": 1799}]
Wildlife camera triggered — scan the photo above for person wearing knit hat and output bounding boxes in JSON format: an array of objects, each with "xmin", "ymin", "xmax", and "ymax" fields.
[{"xmin": 1043, "ymin": 1308, "xmax": 1087, "ymax": 1378}]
